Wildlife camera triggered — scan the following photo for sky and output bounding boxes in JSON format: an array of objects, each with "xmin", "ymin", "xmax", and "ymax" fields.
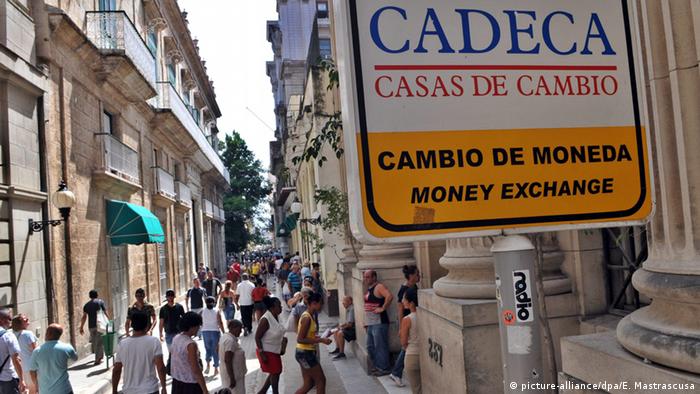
[{"xmin": 178, "ymin": 0, "xmax": 278, "ymax": 170}]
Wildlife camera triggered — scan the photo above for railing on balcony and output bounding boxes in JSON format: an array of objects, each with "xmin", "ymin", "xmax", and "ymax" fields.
[
  {"xmin": 151, "ymin": 82, "xmax": 228, "ymax": 183},
  {"xmin": 203, "ymin": 199, "xmax": 214, "ymax": 217},
  {"xmin": 85, "ymin": 11, "xmax": 156, "ymax": 90},
  {"xmin": 175, "ymin": 182, "xmax": 191, "ymax": 207},
  {"xmin": 103, "ymin": 134, "xmax": 140, "ymax": 184},
  {"xmin": 155, "ymin": 167, "xmax": 175, "ymax": 199}
]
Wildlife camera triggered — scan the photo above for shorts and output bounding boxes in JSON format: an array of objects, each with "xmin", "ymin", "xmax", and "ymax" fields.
[
  {"xmin": 254, "ymin": 301, "xmax": 266, "ymax": 311},
  {"xmin": 295, "ymin": 349, "xmax": 319, "ymax": 369},
  {"xmin": 343, "ymin": 327, "xmax": 356, "ymax": 342},
  {"xmin": 256, "ymin": 349, "xmax": 283, "ymax": 374}
]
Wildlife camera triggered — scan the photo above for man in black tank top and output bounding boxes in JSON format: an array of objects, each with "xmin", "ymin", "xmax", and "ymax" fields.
[{"xmin": 363, "ymin": 270, "xmax": 393, "ymax": 376}]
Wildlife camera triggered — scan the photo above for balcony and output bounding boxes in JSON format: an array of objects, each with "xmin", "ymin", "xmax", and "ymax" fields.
[
  {"xmin": 175, "ymin": 181, "xmax": 192, "ymax": 212},
  {"xmin": 151, "ymin": 82, "xmax": 228, "ymax": 185},
  {"xmin": 85, "ymin": 11, "xmax": 157, "ymax": 101},
  {"xmin": 203, "ymin": 199, "xmax": 214, "ymax": 218},
  {"xmin": 153, "ymin": 167, "xmax": 176, "ymax": 207},
  {"xmin": 93, "ymin": 134, "xmax": 141, "ymax": 194},
  {"xmin": 216, "ymin": 205, "xmax": 226, "ymax": 223}
]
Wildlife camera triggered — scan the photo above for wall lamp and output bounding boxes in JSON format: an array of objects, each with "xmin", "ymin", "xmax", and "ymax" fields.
[
  {"xmin": 29, "ymin": 180, "xmax": 76, "ymax": 233},
  {"xmin": 299, "ymin": 210, "xmax": 322, "ymax": 225}
]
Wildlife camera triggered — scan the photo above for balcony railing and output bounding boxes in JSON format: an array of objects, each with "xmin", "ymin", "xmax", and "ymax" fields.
[
  {"xmin": 103, "ymin": 134, "xmax": 140, "ymax": 184},
  {"xmin": 85, "ymin": 11, "xmax": 156, "ymax": 90},
  {"xmin": 175, "ymin": 182, "xmax": 191, "ymax": 207},
  {"xmin": 155, "ymin": 167, "xmax": 175, "ymax": 199},
  {"xmin": 203, "ymin": 199, "xmax": 214, "ymax": 217},
  {"xmin": 151, "ymin": 82, "xmax": 228, "ymax": 183}
]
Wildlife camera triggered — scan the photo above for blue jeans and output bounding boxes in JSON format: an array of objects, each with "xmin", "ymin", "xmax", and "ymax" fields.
[
  {"xmin": 366, "ymin": 323, "xmax": 390, "ymax": 372},
  {"xmin": 391, "ymin": 348, "xmax": 405, "ymax": 378},
  {"xmin": 202, "ymin": 331, "xmax": 221, "ymax": 367},
  {"xmin": 223, "ymin": 304, "xmax": 235, "ymax": 321},
  {"xmin": 165, "ymin": 332, "xmax": 177, "ymax": 350}
]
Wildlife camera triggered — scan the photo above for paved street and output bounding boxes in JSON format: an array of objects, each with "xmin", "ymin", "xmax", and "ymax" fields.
[{"xmin": 68, "ymin": 278, "xmax": 405, "ymax": 394}]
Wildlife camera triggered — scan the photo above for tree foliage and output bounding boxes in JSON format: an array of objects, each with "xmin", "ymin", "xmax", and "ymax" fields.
[{"xmin": 220, "ymin": 132, "xmax": 271, "ymax": 252}]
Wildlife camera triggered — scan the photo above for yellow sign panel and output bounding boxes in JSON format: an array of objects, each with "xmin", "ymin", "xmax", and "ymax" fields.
[{"xmin": 337, "ymin": 0, "xmax": 653, "ymax": 242}]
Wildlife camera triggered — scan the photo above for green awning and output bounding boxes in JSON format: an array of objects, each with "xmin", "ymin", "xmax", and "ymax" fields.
[
  {"xmin": 276, "ymin": 213, "xmax": 299, "ymax": 237},
  {"xmin": 106, "ymin": 200, "xmax": 165, "ymax": 245}
]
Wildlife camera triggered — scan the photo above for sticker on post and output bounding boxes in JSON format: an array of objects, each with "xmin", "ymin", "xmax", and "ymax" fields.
[{"xmin": 513, "ymin": 269, "xmax": 533, "ymax": 322}]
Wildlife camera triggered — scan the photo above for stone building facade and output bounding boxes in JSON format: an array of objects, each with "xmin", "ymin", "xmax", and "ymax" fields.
[
  {"xmin": 269, "ymin": 0, "xmax": 700, "ymax": 392},
  {"xmin": 0, "ymin": 0, "xmax": 228, "ymax": 357}
]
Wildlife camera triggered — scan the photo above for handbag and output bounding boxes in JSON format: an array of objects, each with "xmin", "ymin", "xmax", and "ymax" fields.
[{"xmin": 96, "ymin": 309, "xmax": 109, "ymax": 334}]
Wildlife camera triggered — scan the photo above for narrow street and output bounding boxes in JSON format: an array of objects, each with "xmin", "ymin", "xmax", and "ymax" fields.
[{"xmin": 68, "ymin": 277, "xmax": 403, "ymax": 394}]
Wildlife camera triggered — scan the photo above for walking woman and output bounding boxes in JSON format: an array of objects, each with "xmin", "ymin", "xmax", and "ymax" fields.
[
  {"xmin": 255, "ymin": 297, "xmax": 287, "ymax": 394},
  {"xmin": 201, "ymin": 296, "xmax": 225, "ymax": 375},
  {"xmin": 170, "ymin": 312, "xmax": 208, "ymax": 394},
  {"xmin": 294, "ymin": 292, "xmax": 331, "ymax": 394},
  {"xmin": 219, "ymin": 281, "xmax": 237, "ymax": 322},
  {"xmin": 12, "ymin": 314, "xmax": 38, "ymax": 394},
  {"xmin": 400, "ymin": 288, "xmax": 421, "ymax": 394}
]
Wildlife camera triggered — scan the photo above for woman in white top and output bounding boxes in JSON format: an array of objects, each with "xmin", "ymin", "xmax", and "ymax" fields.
[
  {"xmin": 11, "ymin": 314, "xmax": 38, "ymax": 394},
  {"xmin": 201, "ymin": 296, "xmax": 225, "ymax": 375},
  {"xmin": 400, "ymin": 288, "xmax": 421, "ymax": 394},
  {"xmin": 255, "ymin": 296, "xmax": 287, "ymax": 394},
  {"xmin": 170, "ymin": 312, "xmax": 208, "ymax": 394},
  {"xmin": 219, "ymin": 319, "xmax": 247, "ymax": 394}
]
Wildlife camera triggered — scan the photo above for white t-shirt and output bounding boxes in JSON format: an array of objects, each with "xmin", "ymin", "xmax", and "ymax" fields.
[
  {"xmin": 275, "ymin": 258, "xmax": 283, "ymax": 270},
  {"xmin": 236, "ymin": 280, "xmax": 255, "ymax": 306},
  {"xmin": 201, "ymin": 308, "xmax": 220, "ymax": 332},
  {"xmin": 0, "ymin": 329, "xmax": 20, "ymax": 381},
  {"xmin": 260, "ymin": 311, "xmax": 286, "ymax": 354},
  {"xmin": 114, "ymin": 335, "xmax": 163, "ymax": 394},
  {"xmin": 219, "ymin": 333, "xmax": 246, "ymax": 388}
]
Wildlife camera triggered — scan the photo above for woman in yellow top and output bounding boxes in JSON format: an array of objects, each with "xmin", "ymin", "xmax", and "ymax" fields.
[
  {"xmin": 251, "ymin": 261, "xmax": 261, "ymax": 279},
  {"xmin": 294, "ymin": 292, "xmax": 331, "ymax": 394}
]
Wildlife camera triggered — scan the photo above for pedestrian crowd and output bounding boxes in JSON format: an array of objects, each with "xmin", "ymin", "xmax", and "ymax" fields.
[{"xmin": 0, "ymin": 251, "xmax": 423, "ymax": 394}]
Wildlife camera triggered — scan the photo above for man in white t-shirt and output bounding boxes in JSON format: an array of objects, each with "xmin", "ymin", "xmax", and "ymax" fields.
[
  {"xmin": 235, "ymin": 274, "xmax": 255, "ymax": 336},
  {"xmin": 112, "ymin": 311, "xmax": 166, "ymax": 394},
  {"xmin": 0, "ymin": 308, "xmax": 25, "ymax": 394}
]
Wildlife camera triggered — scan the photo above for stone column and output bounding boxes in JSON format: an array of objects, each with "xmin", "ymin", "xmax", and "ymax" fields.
[
  {"xmin": 336, "ymin": 240, "xmax": 360, "ymax": 322},
  {"xmin": 616, "ymin": 1, "xmax": 700, "ymax": 374},
  {"xmin": 538, "ymin": 232, "xmax": 572, "ymax": 296},
  {"xmin": 433, "ymin": 237, "xmax": 495, "ymax": 299},
  {"xmin": 351, "ymin": 242, "xmax": 415, "ymax": 370}
]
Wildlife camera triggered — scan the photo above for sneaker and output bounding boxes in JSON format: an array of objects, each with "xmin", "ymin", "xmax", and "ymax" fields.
[
  {"xmin": 204, "ymin": 365, "xmax": 210, "ymax": 374},
  {"xmin": 329, "ymin": 348, "xmax": 340, "ymax": 355},
  {"xmin": 390, "ymin": 374, "xmax": 405, "ymax": 387},
  {"xmin": 332, "ymin": 352, "xmax": 346, "ymax": 360}
]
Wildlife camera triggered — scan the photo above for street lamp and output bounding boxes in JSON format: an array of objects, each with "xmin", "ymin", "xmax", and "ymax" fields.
[
  {"xmin": 290, "ymin": 198, "xmax": 302, "ymax": 214},
  {"xmin": 29, "ymin": 180, "xmax": 76, "ymax": 233}
]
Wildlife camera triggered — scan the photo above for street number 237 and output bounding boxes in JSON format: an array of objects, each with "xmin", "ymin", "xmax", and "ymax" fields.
[{"xmin": 428, "ymin": 338, "xmax": 443, "ymax": 367}]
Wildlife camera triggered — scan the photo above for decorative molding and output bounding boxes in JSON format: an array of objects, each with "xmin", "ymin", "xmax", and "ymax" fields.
[
  {"xmin": 165, "ymin": 49, "xmax": 183, "ymax": 64},
  {"xmin": 148, "ymin": 17, "xmax": 167, "ymax": 32}
]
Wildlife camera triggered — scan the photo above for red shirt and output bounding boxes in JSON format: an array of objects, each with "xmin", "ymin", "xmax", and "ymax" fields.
[
  {"xmin": 252, "ymin": 287, "xmax": 270, "ymax": 302},
  {"xmin": 232, "ymin": 263, "xmax": 241, "ymax": 274}
]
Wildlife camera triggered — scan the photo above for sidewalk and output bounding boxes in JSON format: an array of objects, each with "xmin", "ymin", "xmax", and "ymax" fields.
[{"xmin": 69, "ymin": 277, "xmax": 405, "ymax": 393}]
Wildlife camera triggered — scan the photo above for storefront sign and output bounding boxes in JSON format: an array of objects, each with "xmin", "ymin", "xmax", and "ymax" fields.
[{"xmin": 335, "ymin": 0, "xmax": 652, "ymax": 242}]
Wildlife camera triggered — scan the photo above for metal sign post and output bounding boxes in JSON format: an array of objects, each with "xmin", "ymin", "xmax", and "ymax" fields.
[{"xmin": 492, "ymin": 235, "xmax": 544, "ymax": 393}]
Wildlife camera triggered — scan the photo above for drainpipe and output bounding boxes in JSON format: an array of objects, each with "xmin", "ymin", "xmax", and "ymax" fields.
[
  {"xmin": 37, "ymin": 96, "xmax": 55, "ymax": 323},
  {"xmin": 57, "ymin": 67, "xmax": 76, "ymax": 348}
]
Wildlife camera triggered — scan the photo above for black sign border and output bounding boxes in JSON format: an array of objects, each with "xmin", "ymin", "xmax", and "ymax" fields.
[{"xmin": 349, "ymin": 0, "xmax": 648, "ymax": 233}]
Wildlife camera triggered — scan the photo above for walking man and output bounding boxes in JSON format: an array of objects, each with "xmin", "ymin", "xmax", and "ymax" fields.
[
  {"xmin": 186, "ymin": 278, "xmax": 207, "ymax": 313},
  {"xmin": 235, "ymin": 273, "xmax": 255, "ymax": 336},
  {"xmin": 363, "ymin": 270, "xmax": 393, "ymax": 376},
  {"xmin": 125, "ymin": 288, "xmax": 156, "ymax": 336},
  {"xmin": 0, "ymin": 308, "xmax": 26, "ymax": 394},
  {"xmin": 79, "ymin": 290, "xmax": 109, "ymax": 365},
  {"xmin": 203, "ymin": 271, "xmax": 223, "ymax": 299},
  {"xmin": 112, "ymin": 311, "xmax": 167, "ymax": 394},
  {"xmin": 159, "ymin": 289, "xmax": 185, "ymax": 350},
  {"xmin": 29, "ymin": 324, "xmax": 77, "ymax": 394}
]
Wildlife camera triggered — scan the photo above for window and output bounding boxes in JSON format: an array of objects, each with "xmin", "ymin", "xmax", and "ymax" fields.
[
  {"xmin": 192, "ymin": 108, "xmax": 200, "ymax": 125},
  {"xmin": 98, "ymin": 0, "xmax": 116, "ymax": 11},
  {"xmin": 147, "ymin": 31, "xmax": 157, "ymax": 57},
  {"xmin": 167, "ymin": 64, "xmax": 177, "ymax": 87},
  {"xmin": 183, "ymin": 90, "xmax": 190, "ymax": 106},
  {"xmin": 319, "ymin": 38, "xmax": 332, "ymax": 58},
  {"xmin": 102, "ymin": 111, "xmax": 113, "ymax": 134},
  {"xmin": 317, "ymin": 1, "xmax": 329, "ymax": 19}
]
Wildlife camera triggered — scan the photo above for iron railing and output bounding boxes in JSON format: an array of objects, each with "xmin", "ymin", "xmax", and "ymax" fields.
[
  {"xmin": 155, "ymin": 167, "xmax": 175, "ymax": 199},
  {"xmin": 175, "ymin": 182, "xmax": 191, "ymax": 207},
  {"xmin": 103, "ymin": 134, "xmax": 140, "ymax": 184},
  {"xmin": 85, "ymin": 11, "xmax": 156, "ymax": 90},
  {"xmin": 151, "ymin": 82, "xmax": 227, "ymax": 181}
]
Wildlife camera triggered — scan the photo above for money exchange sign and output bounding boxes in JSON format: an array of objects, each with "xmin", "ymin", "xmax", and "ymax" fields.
[{"xmin": 336, "ymin": 0, "xmax": 652, "ymax": 242}]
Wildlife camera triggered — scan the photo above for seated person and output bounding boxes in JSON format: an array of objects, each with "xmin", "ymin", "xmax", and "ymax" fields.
[{"xmin": 329, "ymin": 296, "xmax": 355, "ymax": 360}]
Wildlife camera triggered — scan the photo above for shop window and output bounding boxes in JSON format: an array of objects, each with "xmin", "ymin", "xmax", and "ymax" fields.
[
  {"xmin": 317, "ymin": 1, "xmax": 328, "ymax": 19},
  {"xmin": 319, "ymin": 38, "xmax": 332, "ymax": 58}
]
